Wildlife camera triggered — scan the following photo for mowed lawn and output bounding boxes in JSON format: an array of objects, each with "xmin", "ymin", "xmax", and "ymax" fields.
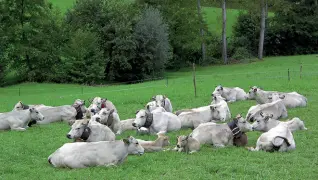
[{"xmin": 0, "ymin": 55, "xmax": 318, "ymax": 179}]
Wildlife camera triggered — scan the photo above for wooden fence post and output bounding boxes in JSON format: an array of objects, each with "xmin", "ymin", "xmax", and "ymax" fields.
[
  {"xmin": 288, "ymin": 68, "xmax": 290, "ymax": 81},
  {"xmin": 300, "ymin": 64, "xmax": 302, "ymax": 79},
  {"xmin": 193, "ymin": 63, "xmax": 197, "ymax": 97}
]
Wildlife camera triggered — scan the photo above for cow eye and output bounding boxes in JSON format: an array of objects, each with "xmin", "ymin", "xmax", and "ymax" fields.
[
  {"xmin": 257, "ymin": 120, "xmax": 260, "ymax": 123},
  {"xmin": 136, "ymin": 142, "xmax": 139, "ymax": 145},
  {"xmin": 76, "ymin": 128, "xmax": 80, "ymax": 130},
  {"xmin": 140, "ymin": 116, "xmax": 144, "ymax": 118},
  {"xmin": 243, "ymin": 121, "xmax": 246, "ymax": 123},
  {"xmin": 36, "ymin": 112, "xmax": 39, "ymax": 114}
]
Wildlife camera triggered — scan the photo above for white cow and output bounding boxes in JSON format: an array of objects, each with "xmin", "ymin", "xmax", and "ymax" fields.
[
  {"xmin": 212, "ymin": 85, "xmax": 247, "ymax": 102},
  {"xmin": 251, "ymin": 112, "xmax": 307, "ymax": 132},
  {"xmin": 0, "ymin": 108, "xmax": 45, "ymax": 131},
  {"xmin": 87, "ymin": 97, "xmax": 117, "ymax": 118},
  {"xmin": 94, "ymin": 108, "xmax": 122, "ymax": 135},
  {"xmin": 150, "ymin": 95, "xmax": 173, "ymax": 112},
  {"xmin": 211, "ymin": 94, "xmax": 231, "ymax": 120},
  {"xmin": 248, "ymin": 123, "xmax": 296, "ymax": 152},
  {"xmin": 119, "ymin": 118, "xmax": 137, "ymax": 133},
  {"xmin": 249, "ymin": 87, "xmax": 307, "ymax": 108},
  {"xmin": 145, "ymin": 101, "xmax": 167, "ymax": 113},
  {"xmin": 246, "ymin": 93, "xmax": 288, "ymax": 122},
  {"xmin": 133, "ymin": 109, "xmax": 181, "ymax": 134},
  {"xmin": 178, "ymin": 105, "xmax": 227, "ymax": 129},
  {"xmin": 13, "ymin": 101, "xmax": 49, "ymax": 111},
  {"xmin": 136, "ymin": 133, "xmax": 170, "ymax": 152},
  {"xmin": 190, "ymin": 114, "xmax": 252, "ymax": 148},
  {"xmin": 48, "ymin": 136, "xmax": 144, "ymax": 169},
  {"xmin": 66, "ymin": 118, "xmax": 115, "ymax": 142}
]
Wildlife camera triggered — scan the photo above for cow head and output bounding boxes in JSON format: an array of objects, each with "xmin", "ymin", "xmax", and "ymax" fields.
[
  {"xmin": 98, "ymin": 108, "xmax": 115, "ymax": 126},
  {"xmin": 66, "ymin": 119, "xmax": 89, "ymax": 140},
  {"xmin": 150, "ymin": 95, "xmax": 167, "ymax": 108},
  {"xmin": 235, "ymin": 114, "xmax": 253, "ymax": 132},
  {"xmin": 212, "ymin": 85, "xmax": 224, "ymax": 97},
  {"xmin": 176, "ymin": 135, "xmax": 189, "ymax": 148},
  {"xmin": 247, "ymin": 86, "xmax": 259, "ymax": 100},
  {"xmin": 29, "ymin": 108, "xmax": 45, "ymax": 122},
  {"xmin": 133, "ymin": 109, "xmax": 147, "ymax": 128},
  {"xmin": 211, "ymin": 93, "xmax": 226, "ymax": 104},
  {"xmin": 145, "ymin": 101, "xmax": 157, "ymax": 112},
  {"xmin": 123, "ymin": 136, "xmax": 144, "ymax": 155},
  {"xmin": 209, "ymin": 105, "xmax": 223, "ymax": 121},
  {"xmin": 251, "ymin": 112, "xmax": 273, "ymax": 131}
]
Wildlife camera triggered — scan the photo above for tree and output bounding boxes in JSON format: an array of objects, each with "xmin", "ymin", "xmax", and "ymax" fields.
[
  {"xmin": 62, "ymin": 28, "xmax": 105, "ymax": 84},
  {"xmin": 133, "ymin": 7, "xmax": 171, "ymax": 80},
  {"xmin": 197, "ymin": 0, "xmax": 206, "ymax": 64},
  {"xmin": 222, "ymin": 0, "xmax": 228, "ymax": 64},
  {"xmin": 258, "ymin": 0, "xmax": 266, "ymax": 60},
  {"xmin": 137, "ymin": 0, "xmax": 207, "ymax": 68},
  {"xmin": 0, "ymin": 0, "xmax": 64, "ymax": 82}
]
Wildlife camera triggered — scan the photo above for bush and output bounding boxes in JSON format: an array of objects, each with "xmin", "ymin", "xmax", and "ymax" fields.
[{"xmin": 231, "ymin": 47, "xmax": 253, "ymax": 63}]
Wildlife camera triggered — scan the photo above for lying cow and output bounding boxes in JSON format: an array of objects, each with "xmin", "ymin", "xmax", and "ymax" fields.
[
  {"xmin": 211, "ymin": 94, "xmax": 231, "ymax": 120},
  {"xmin": 212, "ymin": 85, "xmax": 247, "ymax": 102},
  {"xmin": 174, "ymin": 135, "xmax": 200, "ymax": 154},
  {"xmin": 150, "ymin": 95, "xmax": 173, "ymax": 112},
  {"xmin": 0, "ymin": 108, "xmax": 45, "ymax": 131},
  {"xmin": 268, "ymin": 92, "xmax": 307, "ymax": 108},
  {"xmin": 249, "ymin": 87, "xmax": 307, "ymax": 108},
  {"xmin": 13, "ymin": 101, "xmax": 49, "ymax": 111},
  {"xmin": 190, "ymin": 114, "xmax": 252, "ymax": 148},
  {"xmin": 87, "ymin": 97, "xmax": 117, "ymax": 118},
  {"xmin": 136, "ymin": 133, "xmax": 170, "ymax": 152},
  {"xmin": 66, "ymin": 118, "xmax": 115, "ymax": 142},
  {"xmin": 178, "ymin": 105, "xmax": 228, "ymax": 129},
  {"xmin": 133, "ymin": 109, "xmax": 181, "ymax": 134},
  {"xmin": 251, "ymin": 112, "xmax": 307, "ymax": 132},
  {"xmin": 119, "ymin": 118, "xmax": 137, "ymax": 133},
  {"xmin": 145, "ymin": 101, "xmax": 167, "ymax": 113},
  {"xmin": 94, "ymin": 108, "xmax": 122, "ymax": 135},
  {"xmin": 246, "ymin": 93, "xmax": 288, "ymax": 122},
  {"xmin": 248, "ymin": 123, "xmax": 296, "ymax": 152},
  {"xmin": 48, "ymin": 136, "xmax": 144, "ymax": 169}
]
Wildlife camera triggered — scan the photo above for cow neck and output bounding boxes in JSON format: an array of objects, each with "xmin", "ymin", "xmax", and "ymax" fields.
[
  {"xmin": 80, "ymin": 124, "xmax": 91, "ymax": 141},
  {"xmin": 72, "ymin": 104, "xmax": 84, "ymax": 120},
  {"xmin": 143, "ymin": 112, "xmax": 153, "ymax": 128},
  {"xmin": 106, "ymin": 112, "xmax": 114, "ymax": 127},
  {"xmin": 22, "ymin": 103, "xmax": 29, "ymax": 110},
  {"xmin": 227, "ymin": 119, "xmax": 243, "ymax": 139}
]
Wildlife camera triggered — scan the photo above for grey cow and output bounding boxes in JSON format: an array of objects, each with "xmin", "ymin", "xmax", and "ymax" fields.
[{"xmin": 190, "ymin": 114, "xmax": 252, "ymax": 148}]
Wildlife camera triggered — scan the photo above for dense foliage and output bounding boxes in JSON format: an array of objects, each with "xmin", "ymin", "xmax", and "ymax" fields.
[
  {"xmin": 0, "ymin": 0, "xmax": 317, "ymax": 86},
  {"xmin": 232, "ymin": 0, "xmax": 318, "ymax": 58}
]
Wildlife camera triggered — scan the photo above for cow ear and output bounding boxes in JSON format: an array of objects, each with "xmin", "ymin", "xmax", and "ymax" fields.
[
  {"xmin": 253, "ymin": 88, "xmax": 257, "ymax": 92},
  {"xmin": 270, "ymin": 114, "xmax": 273, "ymax": 118},
  {"xmin": 151, "ymin": 96, "xmax": 155, "ymax": 101},
  {"xmin": 123, "ymin": 138, "xmax": 130, "ymax": 145},
  {"xmin": 163, "ymin": 95, "xmax": 167, "ymax": 99},
  {"xmin": 185, "ymin": 136, "xmax": 189, "ymax": 140},
  {"xmin": 260, "ymin": 112, "xmax": 264, "ymax": 117},
  {"xmin": 135, "ymin": 110, "xmax": 140, "ymax": 114},
  {"xmin": 220, "ymin": 87, "xmax": 223, "ymax": 90},
  {"xmin": 210, "ymin": 106, "xmax": 214, "ymax": 111},
  {"xmin": 146, "ymin": 105, "xmax": 150, "ymax": 110},
  {"xmin": 109, "ymin": 109, "xmax": 115, "ymax": 114}
]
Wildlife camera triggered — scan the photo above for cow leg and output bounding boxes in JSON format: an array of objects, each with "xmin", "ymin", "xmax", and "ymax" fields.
[
  {"xmin": 278, "ymin": 142, "xmax": 288, "ymax": 152},
  {"xmin": 11, "ymin": 127, "xmax": 27, "ymax": 131},
  {"xmin": 189, "ymin": 150, "xmax": 198, "ymax": 154},
  {"xmin": 178, "ymin": 147, "xmax": 184, "ymax": 152},
  {"xmin": 213, "ymin": 144, "xmax": 225, "ymax": 148}
]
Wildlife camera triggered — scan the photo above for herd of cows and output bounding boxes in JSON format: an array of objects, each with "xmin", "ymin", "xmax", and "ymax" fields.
[{"xmin": 0, "ymin": 85, "xmax": 308, "ymax": 169}]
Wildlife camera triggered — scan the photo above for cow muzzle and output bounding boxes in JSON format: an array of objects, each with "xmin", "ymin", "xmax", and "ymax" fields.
[
  {"xmin": 132, "ymin": 123, "xmax": 137, "ymax": 127},
  {"xmin": 66, "ymin": 134, "xmax": 72, "ymax": 139}
]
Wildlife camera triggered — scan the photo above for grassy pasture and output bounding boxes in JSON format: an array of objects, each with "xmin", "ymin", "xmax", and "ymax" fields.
[{"xmin": 1, "ymin": 55, "xmax": 318, "ymax": 179}]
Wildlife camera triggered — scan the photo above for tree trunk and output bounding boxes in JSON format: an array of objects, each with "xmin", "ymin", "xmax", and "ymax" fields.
[
  {"xmin": 222, "ymin": 0, "xmax": 227, "ymax": 64},
  {"xmin": 197, "ymin": 0, "xmax": 206, "ymax": 65},
  {"xmin": 258, "ymin": 0, "xmax": 266, "ymax": 60}
]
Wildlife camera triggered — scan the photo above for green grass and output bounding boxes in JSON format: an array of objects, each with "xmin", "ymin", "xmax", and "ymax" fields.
[
  {"xmin": 1, "ymin": 55, "xmax": 318, "ymax": 179},
  {"xmin": 47, "ymin": 0, "xmax": 75, "ymax": 13},
  {"xmin": 203, "ymin": 7, "xmax": 241, "ymax": 37}
]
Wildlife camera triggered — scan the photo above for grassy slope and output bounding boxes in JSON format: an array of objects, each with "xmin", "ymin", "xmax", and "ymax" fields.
[
  {"xmin": 47, "ymin": 0, "xmax": 75, "ymax": 13},
  {"xmin": 1, "ymin": 55, "xmax": 318, "ymax": 179},
  {"xmin": 203, "ymin": 7, "xmax": 241, "ymax": 37}
]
